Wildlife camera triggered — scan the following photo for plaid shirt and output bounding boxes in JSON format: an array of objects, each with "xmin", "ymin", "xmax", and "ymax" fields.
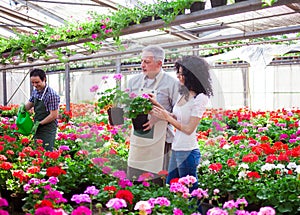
[{"xmin": 29, "ymin": 85, "xmax": 60, "ymax": 112}]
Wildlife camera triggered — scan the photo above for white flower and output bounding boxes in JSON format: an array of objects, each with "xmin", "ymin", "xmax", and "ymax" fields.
[
  {"xmin": 276, "ymin": 164, "xmax": 285, "ymax": 170},
  {"xmin": 287, "ymin": 162, "xmax": 297, "ymax": 169},
  {"xmin": 261, "ymin": 163, "xmax": 276, "ymax": 172},
  {"xmin": 103, "ymin": 141, "xmax": 112, "ymax": 147},
  {"xmin": 238, "ymin": 163, "xmax": 249, "ymax": 170},
  {"xmin": 222, "ymin": 144, "xmax": 231, "ymax": 149},
  {"xmin": 238, "ymin": 171, "xmax": 247, "ymax": 179},
  {"xmin": 295, "ymin": 165, "xmax": 300, "ymax": 174},
  {"xmin": 200, "ymin": 160, "xmax": 210, "ymax": 166}
]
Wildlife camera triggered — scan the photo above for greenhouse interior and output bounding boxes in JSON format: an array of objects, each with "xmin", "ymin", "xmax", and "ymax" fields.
[{"xmin": 0, "ymin": 0, "xmax": 299, "ymax": 214}]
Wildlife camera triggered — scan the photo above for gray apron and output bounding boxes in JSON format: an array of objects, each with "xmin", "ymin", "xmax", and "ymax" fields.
[{"xmin": 33, "ymin": 86, "xmax": 57, "ymax": 151}]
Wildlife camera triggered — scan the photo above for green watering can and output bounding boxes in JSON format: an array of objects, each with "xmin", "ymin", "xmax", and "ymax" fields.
[{"xmin": 16, "ymin": 104, "xmax": 33, "ymax": 136}]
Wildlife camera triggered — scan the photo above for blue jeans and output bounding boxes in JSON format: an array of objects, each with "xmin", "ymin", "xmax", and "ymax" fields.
[{"xmin": 166, "ymin": 149, "xmax": 201, "ymax": 192}]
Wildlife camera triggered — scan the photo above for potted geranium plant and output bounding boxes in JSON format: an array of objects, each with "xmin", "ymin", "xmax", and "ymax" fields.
[
  {"xmin": 125, "ymin": 93, "xmax": 153, "ymax": 131},
  {"xmin": 96, "ymin": 87, "xmax": 130, "ymax": 125}
]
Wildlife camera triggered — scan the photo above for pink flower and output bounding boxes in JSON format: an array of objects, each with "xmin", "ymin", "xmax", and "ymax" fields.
[
  {"xmin": 113, "ymin": 73, "xmax": 123, "ymax": 80},
  {"xmin": 84, "ymin": 186, "xmax": 99, "ymax": 196},
  {"xmin": 91, "ymin": 34, "xmax": 98, "ymax": 39},
  {"xmin": 102, "ymin": 75, "xmax": 109, "ymax": 80},
  {"xmin": 71, "ymin": 206, "xmax": 92, "ymax": 215},
  {"xmin": 71, "ymin": 194, "xmax": 91, "ymax": 204},
  {"xmin": 105, "ymin": 28, "xmax": 113, "ymax": 34},
  {"xmin": 207, "ymin": 207, "xmax": 228, "ymax": 215},
  {"xmin": 173, "ymin": 208, "xmax": 184, "ymax": 215},
  {"xmin": 258, "ymin": 207, "xmax": 276, "ymax": 215},
  {"xmin": 35, "ymin": 206, "xmax": 55, "ymax": 215},
  {"xmin": 134, "ymin": 200, "xmax": 151, "ymax": 212},
  {"xmin": 0, "ymin": 198, "xmax": 8, "ymax": 207},
  {"xmin": 154, "ymin": 197, "xmax": 170, "ymax": 207},
  {"xmin": 112, "ymin": 170, "xmax": 127, "ymax": 179},
  {"xmin": 31, "ymin": 40, "xmax": 35, "ymax": 43},
  {"xmin": 178, "ymin": 175, "xmax": 197, "ymax": 186},
  {"xmin": 89, "ymin": 85, "xmax": 99, "ymax": 92},
  {"xmin": 106, "ymin": 198, "xmax": 127, "ymax": 210},
  {"xmin": 223, "ymin": 200, "xmax": 237, "ymax": 210}
]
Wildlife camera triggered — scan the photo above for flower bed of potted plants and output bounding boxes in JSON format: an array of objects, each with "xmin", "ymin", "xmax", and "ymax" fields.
[{"xmin": 0, "ymin": 103, "xmax": 299, "ymax": 214}]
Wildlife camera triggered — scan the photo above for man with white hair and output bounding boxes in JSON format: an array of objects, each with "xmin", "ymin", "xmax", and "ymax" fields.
[{"xmin": 127, "ymin": 45, "xmax": 179, "ymax": 185}]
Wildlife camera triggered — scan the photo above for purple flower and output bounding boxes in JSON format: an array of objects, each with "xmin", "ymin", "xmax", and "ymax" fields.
[
  {"xmin": 0, "ymin": 198, "xmax": 8, "ymax": 207},
  {"xmin": 106, "ymin": 198, "xmax": 127, "ymax": 210},
  {"xmin": 71, "ymin": 206, "xmax": 92, "ymax": 215},
  {"xmin": 84, "ymin": 186, "xmax": 99, "ymax": 196},
  {"xmin": 71, "ymin": 194, "xmax": 91, "ymax": 204}
]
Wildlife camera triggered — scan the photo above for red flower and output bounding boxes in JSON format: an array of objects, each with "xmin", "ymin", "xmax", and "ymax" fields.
[
  {"xmin": 226, "ymin": 158, "xmax": 237, "ymax": 167},
  {"xmin": 116, "ymin": 190, "xmax": 134, "ymax": 204},
  {"xmin": 34, "ymin": 199, "xmax": 53, "ymax": 209},
  {"xmin": 265, "ymin": 154, "xmax": 277, "ymax": 163},
  {"xmin": 277, "ymin": 152, "xmax": 290, "ymax": 162},
  {"xmin": 158, "ymin": 170, "xmax": 168, "ymax": 176},
  {"xmin": 21, "ymin": 138, "xmax": 30, "ymax": 145},
  {"xmin": 46, "ymin": 166, "xmax": 66, "ymax": 177},
  {"xmin": 169, "ymin": 178, "xmax": 179, "ymax": 184},
  {"xmin": 209, "ymin": 163, "xmax": 223, "ymax": 172},
  {"xmin": 103, "ymin": 186, "xmax": 117, "ymax": 195},
  {"xmin": 0, "ymin": 161, "xmax": 13, "ymax": 170},
  {"xmin": 247, "ymin": 171, "xmax": 260, "ymax": 179},
  {"xmin": 12, "ymin": 170, "xmax": 29, "ymax": 183},
  {"xmin": 27, "ymin": 166, "xmax": 40, "ymax": 174},
  {"xmin": 45, "ymin": 151, "xmax": 61, "ymax": 160},
  {"xmin": 242, "ymin": 154, "xmax": 259, "ymax": 163},
  {"xmin": 0, "ymin": 155, "xmax": 7, "ymax": 161}
]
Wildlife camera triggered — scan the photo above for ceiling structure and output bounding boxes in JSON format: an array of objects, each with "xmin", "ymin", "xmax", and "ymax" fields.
[{"xmin": 0, "ymin": 0, "xmax": 300, "ymax": 70}]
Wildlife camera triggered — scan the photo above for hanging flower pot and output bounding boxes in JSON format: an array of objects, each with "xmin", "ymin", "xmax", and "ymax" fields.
[
  {"xmin": 211, "ymin": 0, "xmax": 227, "ymax": 8},
  {"xmin": 108, "ymin": 107, "xmax": 124, "ymax": 125},
  {"xmin": 131, "ymin": 113, "xmax": 149, "ymax": 131},
  {"xmin": 190, "ymin": 1, "xmax": 206, "ymax": 13}
]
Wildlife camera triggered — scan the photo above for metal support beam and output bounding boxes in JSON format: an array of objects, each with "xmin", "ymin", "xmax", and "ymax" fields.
[
  {"xmin": 65, "ymin": 62, "xmax": 70, "ymax": 111},
  {"xmin": 2, "ymin": 34, "xmax": 300, "ymax": 71},
  {"xmin": 2, "ymin": 71, "xmax": 7, "ymax": 105}
]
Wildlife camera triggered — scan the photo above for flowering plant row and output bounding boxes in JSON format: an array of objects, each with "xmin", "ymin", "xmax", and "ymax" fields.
[{"xmin": 0, "ymin": 104, "xmax": 299, "ymax": 214}]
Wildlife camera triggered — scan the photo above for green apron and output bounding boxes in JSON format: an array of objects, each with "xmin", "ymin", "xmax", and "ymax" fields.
[{"xmin": 33, "ymin": 88, "xmax": 57, "ymax": 151}]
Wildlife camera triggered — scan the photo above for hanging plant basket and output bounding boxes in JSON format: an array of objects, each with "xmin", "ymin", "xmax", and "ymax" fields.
[{"xmin": 107, "ymin": 107, "xmax": 124, "ymax": 125}]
